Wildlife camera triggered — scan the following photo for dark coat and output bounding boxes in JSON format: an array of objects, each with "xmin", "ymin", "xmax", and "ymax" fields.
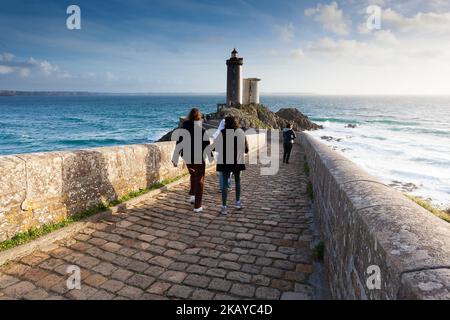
[
  {"xmin": 283, "ymin": 129, "xmax": 297, "ymax": 144},
  {"xmin": 216, "ymin": 128, "xmax": 249, "ymax": 173},
  {"xmin": 175, "ymin": 120, "xmax": 211, "ymax": 165}
]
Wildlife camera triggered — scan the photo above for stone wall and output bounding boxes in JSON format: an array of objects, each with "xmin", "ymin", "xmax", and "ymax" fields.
[
  {"xmin": 0, "ymin": 132, "xmax": 265, "ymax": 242},
  {"xmin": 299, "ymin": 132, "xmax": 450, "ymax": 300}
]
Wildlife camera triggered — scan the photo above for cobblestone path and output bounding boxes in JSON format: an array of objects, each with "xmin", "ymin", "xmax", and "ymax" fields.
[{"xmin": 0, "ymin": 141, "xmax": 323, "ymax": 300}]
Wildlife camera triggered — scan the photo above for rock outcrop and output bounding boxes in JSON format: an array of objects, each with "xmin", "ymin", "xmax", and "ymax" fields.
[
  {"xmin": 275, "ymin": 108, "xmax": 322, "ymax": 131},
  {"xmin": 211, "ymin": 104, "xmax": 321, "ymax": 131},
  {"xmin": 158, "ymin": 104, "xmax": 321, "ymax": 142},
  {"xmin": 158, "ymin": 129, "xmax": 176, "ymax": 142}
]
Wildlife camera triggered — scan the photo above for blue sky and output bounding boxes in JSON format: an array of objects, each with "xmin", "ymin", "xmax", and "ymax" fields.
[{"xmin": 1, "ymin": 0, "xmax": 450, "ymax": 94}]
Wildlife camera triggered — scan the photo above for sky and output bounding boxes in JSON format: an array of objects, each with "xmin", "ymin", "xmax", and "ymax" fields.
[{"xmin": 1, "ymin": 0, "xmax": 450, "ymax": 94}]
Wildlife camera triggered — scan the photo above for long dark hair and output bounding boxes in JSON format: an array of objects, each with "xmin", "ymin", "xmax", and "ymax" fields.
[
  {"xmin": 224, "ymin": 116, "xmax": 239, "ymax": 130},
  {"xmin": 187, "ymin": 108, "xmax": 202, "ymax": 121}
]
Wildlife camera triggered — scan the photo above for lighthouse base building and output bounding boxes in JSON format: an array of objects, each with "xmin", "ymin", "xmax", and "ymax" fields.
[{"xmin": 243, "ymin": 78, "xmax": 261, "ymax": 105}]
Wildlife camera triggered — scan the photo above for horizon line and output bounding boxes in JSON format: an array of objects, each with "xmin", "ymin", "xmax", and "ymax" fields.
[{"xmin": 2, "ymin": 90, "xmax": 450, "ymax": 97}]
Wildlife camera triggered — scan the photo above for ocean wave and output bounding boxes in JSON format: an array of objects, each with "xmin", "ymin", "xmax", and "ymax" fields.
[
  {"xmin": 388, "ymin": 126, "xmax": 450, "ymax": 137},
  {"xmin": 359, "ymin": 134, "xmax": 387, "ymax": 141},
  {"xmin": 312, "ymin": 117, "xmax": 359, "ymax": 124},
  {"xmin": 365, "ymin": 119, "xmax": 421, "ymax": 126},
  {"xmin": 388, "ymin": 169, "xmax": 442, "ymax": 182},
  {"xmin": 409, "ymin": 157, "xmax": 450, "ymax": 167},
  {"xmin": 0, "ymin": 132, "xmax": 16, "ymax": 140},
  {"xmin": 61, "ymin": 116, "xmax": 86, "ymax": 123}
]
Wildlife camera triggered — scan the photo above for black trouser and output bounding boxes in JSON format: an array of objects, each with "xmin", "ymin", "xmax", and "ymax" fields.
[
  {"xmin": 283, "ymin": 143, "xmax": 293, "ymax": 163},
  {"xmin": 187, "ymin": 164, "xmax": 205, "ymax": 209}
]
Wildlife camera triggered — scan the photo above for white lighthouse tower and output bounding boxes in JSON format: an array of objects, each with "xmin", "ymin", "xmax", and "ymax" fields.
[
  {"xmin": 243, "ymin": 78, "xmax": 261, "ymax": 105},
  {"xmin": 226, "ymin": 48, "xmax": 243, "ymax": 107}
]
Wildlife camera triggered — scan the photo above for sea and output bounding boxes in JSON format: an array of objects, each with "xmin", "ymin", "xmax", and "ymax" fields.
[{"xmin": 0, "ymin": 95, "xmax": 449, "ymax": 208}]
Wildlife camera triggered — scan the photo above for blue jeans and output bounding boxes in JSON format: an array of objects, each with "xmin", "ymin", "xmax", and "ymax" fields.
[
  {"xmin": 219, "ymin": 172, "xmax": 232, "ymax": 191},
  {"xmin": 221, "ymin": 171, "xmax": 241, "ymax": 207}
]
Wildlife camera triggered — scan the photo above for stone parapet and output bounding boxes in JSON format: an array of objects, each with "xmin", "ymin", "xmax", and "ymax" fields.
[{"xmin": 298, "ymin": 132, "xmax": 450, "ymax": 300}]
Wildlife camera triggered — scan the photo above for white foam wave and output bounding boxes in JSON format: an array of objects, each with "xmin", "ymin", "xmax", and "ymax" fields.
[{"xmin": 309, "ymin": 121, "xmax": 450, "ymax": 209}]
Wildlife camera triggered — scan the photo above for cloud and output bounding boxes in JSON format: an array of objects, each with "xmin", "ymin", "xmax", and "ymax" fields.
[
  {"xmin": 0, "ymin": 53, "xmax": 15, "ymax": 62},
  {"xmin": 0, "ymin": 52, "xmax": 71, "ymax": 79},
  {"xmin": 27, "ymin": 57, "xmax": 60, "ymax": 76},
  {"xmin": 295, "ymin": 25, "xmax": 450, "ymax": 67},
  {"xmin": 372, "ymin": 29, "xmax": 398, "ymax": 44},
  {"xmin": 289, "ymin": 48, "xmax": 305, "ymax": 61},
  {"xmin": 305, "ymin": 37, "xmax": 371, "ymax": 58},
  {"xmin": 366, "ymin": 0, "xmax": 385, "ymax": 6},
  {"xmin": 302, "ymin": 3, "xmax": 450, "ymax": 65},
  {"xmin": 277, "ymin": 23, "xmax": 295, "ymax": 41},
  {"xmin": 105, "ymin": 71, "xmax": 118, "ymax": 81},
  {"xmin": 429, "ymin": 0, "xmax": 450, "ymax": 10},
  {"xmin": 304, "ymin": 34, "xmax": 398, "ymax": 61},
  {"xmin": 58, "ymin": 72, "xmax": 72, "ymax": 79},
  {"xmin": 305, "ymin": 2, "xmax": 351, "ymax": 36},
  {"xmin": 0, "ymin": 65, "xmax": 14, "ymax": 74},
  {"xmin": 18, "ymin": 68, "xmax": 31, "ymax": 78},
  {"xmin": 381, "ymin": 8, "xmax": 450, "ymax": 35}
]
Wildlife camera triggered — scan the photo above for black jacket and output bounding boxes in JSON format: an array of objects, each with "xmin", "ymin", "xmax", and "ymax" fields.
[
  {"xmin": 283, "ymin": 129, "xmax": 297, "ymax": 144},
  {"xmin": 216, "ymin": 128, "xmax": 249, "ymax": 173},
  {"xmin": 174, "ymin": 120, "xmax": 211, "ymax": 165}
]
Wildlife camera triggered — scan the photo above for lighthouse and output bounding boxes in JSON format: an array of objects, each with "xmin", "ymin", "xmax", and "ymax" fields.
[{"xmin": 226, "ymin": 48, "xmax": 243, "ymax": 107}]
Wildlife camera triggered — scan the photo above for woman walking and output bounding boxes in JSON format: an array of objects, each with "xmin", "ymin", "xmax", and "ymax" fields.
[
  {"xmin": 172, "ymin": 108, "xmax": 211, "ymax": 213},
  {"xmin": 215, "ymin": 116, "xmax": 249, "ymax": 215},
  {"xmin": 283, "ymin": 123, "xmax": 296, "ymax": 164},
  {"xmin": 212, "ymin": 118, "xmax": 232, "ymax": 193}
]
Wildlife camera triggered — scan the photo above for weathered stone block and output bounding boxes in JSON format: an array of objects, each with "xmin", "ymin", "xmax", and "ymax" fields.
[
  {"xmin": 399, "ymin": 269, "xmax": 450, "ymax": 300},
  {"xmin": 0, "ymin": 156, "xmax": 27, "ymax": 241}
]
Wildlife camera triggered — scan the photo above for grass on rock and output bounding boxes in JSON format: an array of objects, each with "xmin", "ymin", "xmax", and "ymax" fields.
[
  {"xmin": 303, "ymin": 162, "xmax": 310, "ymax": 177},
  {"xmin": 407, "ymin": 195, "xmax": 450, "ymax": 223},
  {"xmin": 0, "ymin": 174, "xmax": 186, "ymax": 252}
]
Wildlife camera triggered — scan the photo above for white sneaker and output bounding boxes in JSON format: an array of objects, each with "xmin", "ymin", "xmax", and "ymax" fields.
[
  {"xmin": 189, "ymin": 196, "xmax": 195, "ymax": 204},
  {"xmin": 220, "ymin": 206, "xmax": 228, "ymax": 215},
  {"xmin": 193, "ymin": 207, "xmax": 203, "ymax": 213},
  {"xmin": 235, "ymin": 201, "xmax": 244, "ymax": 210}
]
